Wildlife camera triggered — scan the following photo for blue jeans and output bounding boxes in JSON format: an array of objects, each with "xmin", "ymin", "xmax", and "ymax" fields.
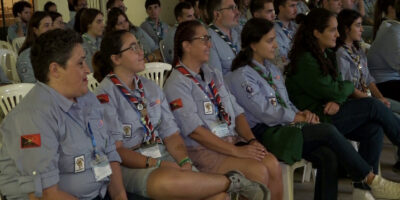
[{"xmin": 331, "ymin": 97, "xmax": 400, "ymax": 173}]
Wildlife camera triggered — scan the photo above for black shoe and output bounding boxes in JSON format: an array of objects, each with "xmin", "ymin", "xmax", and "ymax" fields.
[{"xmin": 392, "ymin": 161, "xmax": 400, "ymax": 173}]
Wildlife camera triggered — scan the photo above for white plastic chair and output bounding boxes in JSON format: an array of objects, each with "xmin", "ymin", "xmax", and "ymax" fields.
[
  {"xmin": 12, "ymin": 37, "xmax": 25, "ymax": 53},
  {"xmin": 87, "ymin": 73, "xmax": 99, "ymax": 92},
  {"xmin": 138, "ymin": 62, "xmax": 172, "ymax": 88},
  {"xmin": 281, "ymin": 159, "xmax": 311, "ymax": 200},
  {"xmin": 0, "ymin": 40, "xmax": 14, "ymax": 52},
  {"xmin": 0, "ymin": 83, "xmax": 34, "ymax": 116},
  {"xmin": 0, "ymin": 49, "xmax": 19, "ymax": 83}
]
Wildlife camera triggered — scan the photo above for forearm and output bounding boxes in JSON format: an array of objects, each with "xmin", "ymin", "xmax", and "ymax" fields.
[
  {"xmin": 351, "ymin": 88, "xmax": 368, "ymax": 99},
  {"xmin": 163, "ymin": 132, "xmax": 189, "ymax": 163},
  {"xmin": 108, "ymin": 162, "xmax": 127, "ymax": 200},
  {"xmin": 117, "ymin": 146, "xmax": 148, "ymax": 168},
  {"xmin": 16, "ymin": 22, "xmax": 24, "ymax": 37},
  {"xmin": 234, "ymin": 114, "xmax": 256, "ymax": 141},
  {"xmin": 29, "ymin": 185, "xmax": 77, "ymax": 200},
  {"xmin": 369, "ymin": 83, "xmax": 384, "ymax": 98},
  {"xmin": 190, "ymin": 126, "xmax": 236, "ymax": 156}
]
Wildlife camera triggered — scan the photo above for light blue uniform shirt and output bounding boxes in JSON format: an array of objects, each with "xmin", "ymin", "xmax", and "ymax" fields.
[
  {"xmin": 208, "ymin": 26, "xmax": 241, "ymax": 75},
  {"xmin": 140, "ymin": 18, "xmax": 170, "ymax": 48},
  {"xmin": 131, "ymin": 26, "xmax": 158, "ymax": 56},
  {"xmin": 163, "ymin": 63, "xmax": 244, "ymax": 147},
  {"xmin": 367, "ymin": 20, "xmax": 400, "ymax": 83},
  {"xmin": 82, "ymin": 33, "xmax": 101, "ymax": 72},
  {"xmin": 94, "ymin": 75, "xmax": 179, "ymax": 148},
  {"xmin": 336, "ymin": 46, "xmax": 375, "ymax": 90},
  {"xmin": 16, "ymin": 48, "xmax": 36, "ymax": 83},
  {"xmin": 297, "ymin": 1, "xmax": 310, "ymax": 14},
  {"xmin": 0, "ymin": 82, "xmax": 120, "ymax": 199},
  {"xmin": 162, "ymin": 25, "xmax": 177, "ymax": 64},
  {"xmin": 364, "ymin": 0, "xmax": 376, "ymax": 20},
  {"xmin": 274, "ymin": 20, "xmax": 298, "ymax": 61},
  {"xmin": 224, "ymin": 60, "xmax": 298, "ymax": 128},
  {"xmin": 7, "ymin": 23, "xmax": 27, "ymax": 42}
]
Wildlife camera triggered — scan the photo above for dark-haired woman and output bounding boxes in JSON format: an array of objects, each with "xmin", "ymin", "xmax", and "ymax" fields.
[
  {"xmin": 285, "ymin": 8, "xmax": 400, "ymax": 199},
  {"xmin": 92, "ymin": 30, "xmax": 269, "ymax": 200},
  {"xmin": 81, "ymin": 8, "xmax": 104, "ymax": 72},
  {"xmin": 105, "ymin": 8, "xmax": 162, "ymax": 62},
  {"xmin": 163, "ymin": 20, "xmax": 282, "ymax": 200},
  {"xmin": 16, "ymin": 11, "xmax": 52, "ymax": 83},
  {"xmin": 48, "ymin": 11, "xmax": 65, "ymax": 30},
  {"xmin": 372, "ymin": 0, "xmax": 397, "ymax": 40}
]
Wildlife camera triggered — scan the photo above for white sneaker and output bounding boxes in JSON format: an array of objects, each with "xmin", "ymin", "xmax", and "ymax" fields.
[
  {"xmin": 353, "ymin": 188, "xmax": 375, "ymax": 200},
  {"xmin": 370, "ymin": 175, "xmax": 400, "ymax": 199}
]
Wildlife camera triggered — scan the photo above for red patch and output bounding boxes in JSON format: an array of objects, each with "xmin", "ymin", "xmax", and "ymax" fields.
[
  {"xmin": 20, "ymin": 134, "xmax": 41, "ymax": 149},
  {"xmin": 97, "ymin": 94, "xmax": 109, "ymax": 104},
  {"xmin": 169, "ymin": 98, "xmax": 183, "ymax": 111}
]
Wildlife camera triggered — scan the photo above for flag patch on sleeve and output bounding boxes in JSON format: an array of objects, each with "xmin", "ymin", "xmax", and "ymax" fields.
[
  {"xmin": 169, "ymin": 98, "xmax": 183, "ymax": 111},
  {"xmin": 21, "ymin": 134, "xmax": 41, "ymax": 149},
  {"xmin": 97, "ymin": 94, "xmax": 109, "ymax": 104}
]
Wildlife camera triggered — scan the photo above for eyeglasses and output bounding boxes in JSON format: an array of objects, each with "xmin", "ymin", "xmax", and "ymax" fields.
[
  {"xmin": 218, "ymin": 5, "xmax": 238, "ymax": 12},
  {"xmin": 190, "ymin": 35, "xmax": 212, "ymax": 43},
  {"xmin": 119, "ymin": 43, "xmax": 143, "ymax": 54}
]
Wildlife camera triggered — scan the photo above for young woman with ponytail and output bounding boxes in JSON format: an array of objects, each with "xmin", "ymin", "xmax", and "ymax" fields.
[{"xmin": 92, "ymin": 30, "xmax": 269, "ymax": 200}]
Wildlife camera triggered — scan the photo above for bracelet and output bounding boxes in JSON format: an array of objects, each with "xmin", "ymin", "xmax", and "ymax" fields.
[
  {"xmin": 156, "ymin": 159, "xmax": 162, "ymax": 168},
  {"xmin": 178, "ymin": 157, "xmax": 193, "ymax": 167},
  {"xmin": 247, "ymin": 138, "xmax": 257, "ymax": 144},
  {"xmin": 145, "ymin": 156, "xmax": 150, "ymax": 168}
]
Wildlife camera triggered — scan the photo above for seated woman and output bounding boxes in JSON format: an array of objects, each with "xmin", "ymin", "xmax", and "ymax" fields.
[
  {"xmin": 105, "ymin": 8, "xmax": 163, "ymax": 62},
  {"xmin": 225, "ymin": 17, "xmax": 399, "ymax": 200},
  {"xmin": 367, "ymin": 0, "xmax": 400, "ymax": 102},
  {"xmin": 285, "ymin": 8, "xmax": 400, "ymax": 199},
  {"xmin": 16, "ymin": 11, "xmax": 52, "ymax": 83},
  {"xmin": 48, "ymin": 11, "xmax": 65, "ymax": 30},
  {"xmin": 93, "ymin": 30, "xmax": 269, "ymax": 200},
  {"xmin": 163, "ymin": 20, "xmax": 283, "ymax": 200},
  {"xmin": 80, "ymin": 8, "xmax": 104, "ymax": 72}
]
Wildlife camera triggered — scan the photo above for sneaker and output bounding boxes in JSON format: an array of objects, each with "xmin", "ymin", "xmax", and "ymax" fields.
[
  {"xmin": 225, "ymin": 170, "xmax": 270, "ymax": 200},
  {"xmin": 370, "ymin": 175, "xmax": 400, "ymax": 199},
  {"xmin": 353, "ymin": 188, "xmax": 375, "ymax": 200},
  {"xmin": 393, "ymin": 161, "xmax": 400, "ymax": 173}
]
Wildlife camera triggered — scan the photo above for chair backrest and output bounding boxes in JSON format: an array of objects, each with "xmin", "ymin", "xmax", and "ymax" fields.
[
  {"xmin": 159, "ymin": 40, "xmax": 166, "ymax": 63},
  {"xmin": 87, "ymin": 73, "xmax": 99, "ymax": 92},
  {"xmin": 0, "ymin": 49, "xmax": 18, "ymax": 82},
  {"xmin": 12, "ymin": 37, "xmax": 25, "ymax": 53},
  {"xmin": 0, "ymin": 83, "xmax": 34, "ymax": 116},
  {"xmin": 0, "ymin": 40, "xmax": 14, "ymax": 52},
  {"xmin": 138, "ymin": 62, "xmax": 172, "ymax": 88}
]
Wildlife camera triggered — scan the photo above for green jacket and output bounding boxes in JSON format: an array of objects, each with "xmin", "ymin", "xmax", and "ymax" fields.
[{"xmin": 285, "ymin": 50, "xmax": 354, "ymax": 122}]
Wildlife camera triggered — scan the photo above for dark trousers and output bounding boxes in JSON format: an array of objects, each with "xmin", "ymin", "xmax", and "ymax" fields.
[
  {"xmin": 332, "ymin": 97, "xmax": 400, "ymax": 171},
  {"xmin": 376, "ymin": 80, "xmax": 400, "ymax": 102}
]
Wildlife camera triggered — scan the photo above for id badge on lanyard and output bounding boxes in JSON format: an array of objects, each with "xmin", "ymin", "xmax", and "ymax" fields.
[
  {"xmin": 139, "ymin": 143, "xmax": 162, "ymax": 158},
  {"xmin": 210, "ymin": 121, "xmax": 230, "ymax": 138},
  {"xmin": 91, "ymin": 154, "xmax": 112, "ymax": 182}
]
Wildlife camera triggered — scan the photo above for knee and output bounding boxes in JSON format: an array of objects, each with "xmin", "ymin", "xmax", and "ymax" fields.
[
  {"xmin": 264, "ymin": 153, "xmax": 282, "ymax": 175},
  {"xmin": 147, "ymin": 169, "xmax": 185, "ymax": 196},
  {"xmin": 247, "ymin": 161, "xmax": 269, "ymax": 182}
]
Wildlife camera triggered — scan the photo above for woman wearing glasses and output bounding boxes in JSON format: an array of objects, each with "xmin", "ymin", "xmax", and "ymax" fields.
[
  {"xmin": 92, "ymin": 30, "xmax": 269, "ymax": 200},
  {"xmin": 163, "ymin": 20, "xmax": 282, "ymax": 200}
]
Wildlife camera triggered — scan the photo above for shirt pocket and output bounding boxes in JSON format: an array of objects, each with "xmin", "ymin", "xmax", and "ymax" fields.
[{"xmin": 192, "ymin": 90, "xmax": 218, "ymax": 120}]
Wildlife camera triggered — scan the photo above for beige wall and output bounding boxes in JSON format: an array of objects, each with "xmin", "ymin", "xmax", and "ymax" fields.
[{"xmin": 34, "ymin": 0, "xmax": 70, "ymax": 21}]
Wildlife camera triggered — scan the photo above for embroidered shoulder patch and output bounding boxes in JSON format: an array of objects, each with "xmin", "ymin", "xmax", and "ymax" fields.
[
  {"xmin": 169, "ymin": 98, "xmax": 183, "ymax": 111},
  {"xmin": 21, "ymin": 134, "xmax": 41, "ymax": 149},
  {"xmin": 97, "ymin": 94, "xmax": 109, "ymax": 104}
]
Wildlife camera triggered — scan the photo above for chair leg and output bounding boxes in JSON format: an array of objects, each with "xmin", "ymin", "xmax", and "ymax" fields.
[{"xmin": 280, "ymin": 163, "xmax": 293, "ymax": 200}]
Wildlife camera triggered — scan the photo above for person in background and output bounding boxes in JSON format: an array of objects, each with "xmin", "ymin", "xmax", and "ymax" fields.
[
  {"xmin": 185, "ymin": 0, "xmax": 201, "ymax": 19},
  {"xmin": 372, "ymin": 0, "xmax": 397, "ymax": 40},
  {"xmin": 105, "ymin": 8, "xmax": 163, "ymax": 63},
  {"xmin": 106, "ymin": 0, "xmax": 127, "ymax": 12},
  {"xmin": 250, "ymin": 0, "xmax": 276, "ymax": 21},
  {"xmin": 17, "ymin": 12, "xmax": 52, "ymax": 83},
  {"xmin": 342, "ymin": 0, "xmax": 365, "ymax": 16},
  {"xmin": 163, "ymin": 2, "xmax": 196, "ymax": 64},
  {"xmin": 141, "ymin": 0, "xmax": 170, "ymax": 48},
  {"xmin": 49, "ymin": 11, "xmax": 65, "ymax": 30},
  {"xmin": 67, "ymin": 0, "xmax": 87, "ymax": 29},
  {"xmin": 198, "ymin": 0, "xmax": 210, "ymax": 24},
  {"xmin": 207, "ymin": 0, "xmax": 241, "ymax": 74},
  {"xmin": 44, "ymin": 1, "xmax": 57, "ymax": 12},
  {"xmin": 81, "ymin": 8, "xmax": 104, "ymax": 72},
  {"xmin": 93, "ymin": 29, "xmax": 270, "ymax": 200},
  {"xmin": 8, "ymin": 1, "xmax": 32, "ymax": 42},
  {"xmin": 363, "ymin": 0, "xmax": 376, "ymax": 25},
  {"xmin": 236, "ymin": 0, "xmax": 250, "ymax": 28},
  {"xmin": 321, "ymin": 0, "xmax": 343, "ymax": 14},
  {"xmin": 296, "ymin": 0, "xmax": 310, "ymax": 14}
]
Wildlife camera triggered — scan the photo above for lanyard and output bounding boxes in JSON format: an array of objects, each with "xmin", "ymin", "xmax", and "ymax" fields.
[
  {"xmin": 65, "ymin": 112, "xmax": 99, "ymax": 158},
  {"xmin": 275, "ymin": 20, "xmax": 294, "ymax": 41},
  {"xmin": 342, "ymin": 45, "xmax": 368, "ymax": 92},
  {"xmin": 147, "ymin": 18, "xmax": 164, "ymax": 40},
  {"xmin": 175, "ymin": 65, "xmax": 231, "ymax": 125},
  {"xmin": 107, "ymin": 73, "xmax": 156, "ymax": 143},
  {"xmin": 209, "ymin": 24, "xmax": 237, "ymax": 54},
  {"xmin": 82, "ymin": 34, "xmax": 99, "ymax": 52},
  {"xmin": 250, "ymin": 63, "xmax": 287, "ymax": 108}
]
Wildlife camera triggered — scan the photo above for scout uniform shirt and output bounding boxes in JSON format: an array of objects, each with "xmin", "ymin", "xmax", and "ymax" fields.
[
  {"xmin": 274, "ymin": 20, "xmax": 298, "ymax": 62},
  {"xmin": 0, "ymin": 82, "xmax": 121, "ymax": 199},
  {"xmin": 224, "ymin": 60, "xmax": 299, "ymax": 128},
  {"xmin": 140, "ymin": 18, "xmax": 170, "ymax": 48},
  {"xmin": 16, "ymin": 48, "xmax": 36, "ymax": 83},
  {"xmin": 130, "ymin": 27, "xmax": 158, "ymax": 57},
  {"xmin": 163, "ymin": 63, "xmax": 244, "ymax": 147},
  {"xmin": 336, "ymin": 46, "xmax": 375, "ymax": 92},
  {"xmin": 94, "ymin": 75, "xmax": 179, "ymax": 150},
  {"xmin": 208, "ymin": 25, "xmax": 241, "ymax": 75},
  {"xmin": 82, "ymin": 33, "xmax": 102, "ymax": 73}
]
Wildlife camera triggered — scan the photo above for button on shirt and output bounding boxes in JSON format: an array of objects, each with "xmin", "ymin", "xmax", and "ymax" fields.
[
  {"xmin": 140, "ymin": 18, "xmax": 170, "ymax": 48},
  {"xmin": 94, "ymin": 76, "xmax": 179, "ymax": 148},
  {"xmin": 0, "ymin": 82, "xmax": 120, "ymax": 199},
  {"xmin": 16, "ymin": 48, "xmax": 36, "ymax": 83},
  {"xmin": 224, "ymin": 60, "xmax": 298, "ymax": 128},
  {"xmin": 208, "ymin": 26, "xmax": 241, "ymax": 75},
  {"xmin": 163, "ymin": 63, "xmax": 244, "ymax": 147},
  {"xmin": 336, "ymin": 46, "xmax": 375, "ymax": 90},
  {"xmin": 82, "ymin": 33, "xmax": 102, "ymax": 72},
  {"xmin": 274, "ymin": 20, "xmax": 298, "ymax": 61}
]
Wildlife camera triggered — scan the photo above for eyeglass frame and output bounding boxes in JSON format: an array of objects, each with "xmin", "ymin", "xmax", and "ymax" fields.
[
  {"xmin": 217, "ymin": 5, "xmax": 238, "ymax": 12},
  {"xmin": 118, "ymin": 43, "xmax": 144, "ymax": 54},
  {"xmin": 189, "ymin": 35, "xmax": 212, "ymax": 43}
]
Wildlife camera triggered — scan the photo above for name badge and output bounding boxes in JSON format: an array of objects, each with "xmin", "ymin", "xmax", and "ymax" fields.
[
  {"xmin": 74, "ymin": 155, "xmax": 85, "ymax": 173},
  {"xmin": 204, "ymin": 101, "xmax": 214, "ymax": 115},
  {"xmin": 210, "ymin": 121, "xmax": 230, "ymax": 138},
  {"xmin": 91, "ymin": 155, "xmax": 112, "ymax": 182},
  {"xmin": 140, "ymin": 143, "xmax": 162, "ymax": 158},
  {"xmin": 123, "ymin": 124, "xmax": 132, "ymax": 138}
]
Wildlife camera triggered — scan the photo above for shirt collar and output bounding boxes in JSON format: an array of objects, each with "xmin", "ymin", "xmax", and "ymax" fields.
[
  {"xmin": 178, "ymin": 61, "xmax": 214, "ymax": 83},
  {"xmin": 251, "ymin": 59, "xmax": 274, "ymax": 74},
  {"xmin": 37, "ymin": 82, "xmax": 75, "ymax": 112}
]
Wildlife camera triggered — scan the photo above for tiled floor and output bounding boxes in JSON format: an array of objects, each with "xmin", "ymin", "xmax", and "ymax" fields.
[{"xmin": 293, "ymin": 138, "xmax": 400, "ymax": 200}]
